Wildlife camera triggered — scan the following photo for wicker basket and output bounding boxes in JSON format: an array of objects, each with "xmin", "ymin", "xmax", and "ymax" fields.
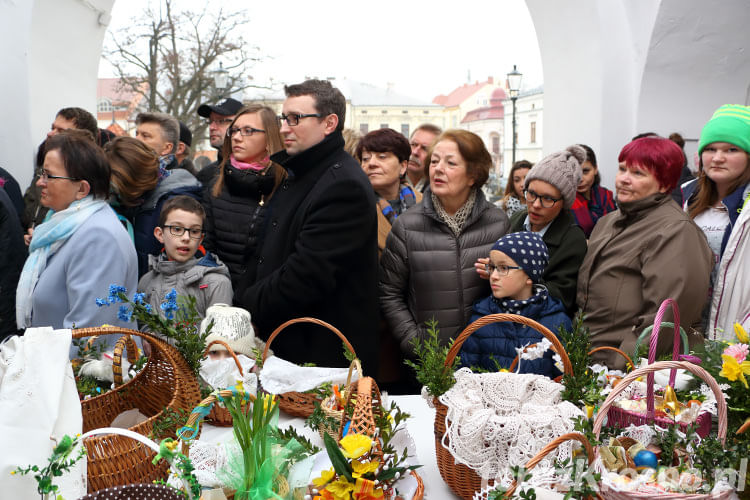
[
  {"xmin": 606, "ymin": 299, "xmax": 712, "ymax": 437},
  {"xmin": 501, "ymin": 432, "xmax": 597, "ymax": 499},
  {"xmin": 76, "ymin": 426, "xmax": 197, "ymax": 499},
  {"xmin": 337, "ymin": 376, "xmax": 424, "ymax": 500},
  {"xmin": 73, "ymin": 326, "xmax": 202, "ymax": 493},
  {"xmin": 593, "ymin": 360, "xmax": 731, "ymax": 500},
  {"xmin": 317, "ymin": 358, "xmax": 361, "ymax": 441},
  {"xmin": 262, "ymin": 317, "xmax": 357, "ymax": 418},
  {"xmin": 200, "ymin": 339, "xmax": 247, "ymax": 427},
  {"xmin": 433, "ymin": 313, "xmax": 574, "ymax": 500}
]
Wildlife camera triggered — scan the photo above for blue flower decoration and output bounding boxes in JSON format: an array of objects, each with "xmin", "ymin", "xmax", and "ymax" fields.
[
  {"xmin": 95, "ymin": 298, "xmax": 109, "ymax": 307},
  {"xmin": 132, "ymin": 292, "xmax": 147, "ymax": 305},
  {"xmin": 144, "ymin": 304, "xmax": 154, "ymax": 314},
  {"xmin": 108, "ymin": 284, "xmax": 128, "ymax": 303},
  {"xmin": 165, "ymin": 288, "xmax": 177, "ymax": 302},
  {"xmin": 117, "ymin": 305, "xmax": 133, "ymax": 322}
]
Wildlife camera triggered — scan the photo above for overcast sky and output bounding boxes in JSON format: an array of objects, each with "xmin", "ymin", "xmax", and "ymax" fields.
[{"xmin": 99, "ymin": 0, "xmax": 543, "ymax": 102}]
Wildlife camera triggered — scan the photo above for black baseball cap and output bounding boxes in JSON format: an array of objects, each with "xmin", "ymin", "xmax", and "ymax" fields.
[
  {"xmin": 197, "ymin": 97, "xmax": 243, "ymax": 118},
  {"xmin": 178, "ymin": 121, "xmax": 192, "ymax": 147}
]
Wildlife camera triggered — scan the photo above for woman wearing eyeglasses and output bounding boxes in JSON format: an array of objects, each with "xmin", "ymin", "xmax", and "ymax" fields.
[
  {"xmin": 379, "ymin": 130, "xmax": 510, "ymax": 371},
  {"xmin": 106, "ymin": 136, "xmax": 202, "ymax": 277},
  {"xmin": 477, "ymin": 147, "xmax": 588, "ymax": 316},
  {"xmin": 202, "ymin": 105, "xmax": 286, "ymax": 289},
  {"xmin": 577, "ymin": 137, "xmax": 712, "ymax": 369},
  {"xmin": 16, "ymin": 130, "xmax": 138, "ymax": 338}
]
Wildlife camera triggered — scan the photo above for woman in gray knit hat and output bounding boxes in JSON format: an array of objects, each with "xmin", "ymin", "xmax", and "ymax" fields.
[{"xmin": 476, "ymin": 145, "xmax": 587, "ymax": 315}]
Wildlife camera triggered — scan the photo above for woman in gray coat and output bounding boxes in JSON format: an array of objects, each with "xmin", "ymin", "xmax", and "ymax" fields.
[{"xmin": 379, "ymin": 129, "xmax": 511, "ymax": 357}]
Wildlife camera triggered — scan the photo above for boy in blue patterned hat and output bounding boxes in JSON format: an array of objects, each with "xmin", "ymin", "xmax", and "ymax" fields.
[{"xmin": 459, "ymin": 232, "xmax": 572, "ymax": 377}]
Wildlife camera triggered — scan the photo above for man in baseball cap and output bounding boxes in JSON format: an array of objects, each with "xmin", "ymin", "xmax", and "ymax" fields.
[{"xmin": 196, "ymin": 97, "xmax": 243, "ymax": 185}]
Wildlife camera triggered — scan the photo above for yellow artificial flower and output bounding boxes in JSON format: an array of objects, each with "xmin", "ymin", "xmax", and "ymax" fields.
[
  {"xmin": 340, "ymin": 433, "xmax": 373, "ymax": 459},
  {"xmin": 720, "ymin": 354, "xmax": 750, "ymax": 388},
  {"xmin": 735, "ymin": 323, "xmax": 749, "ymax": 344},
  {"xmin": 312, "ymin": 467, "xmax": 336, "ymax": 487},
  {"xmin": 351, "ymin": 459, "xmax": 380, "ymax": 478},
  {"xmin": 325, "ymin": 478, "xmax": 355, "ymax": 500}
]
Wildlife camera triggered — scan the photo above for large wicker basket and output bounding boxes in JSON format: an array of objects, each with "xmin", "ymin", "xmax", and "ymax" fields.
[
  {"xmin": 261, "ymin": 317, "xmax": 357, "ymax": 418},
  {"xmin": 73, "ymin": 326, "xmax": 201, "ymax": 493},
  {"xmin": 606, "ymin": 299, "xmax": 712, "ymax": 437},
  {"xmin": 433, "ymin": 313, "xmax": 574, "ymax": 500},
  {"xmin": 593, "ymin": 360, "xmax": 731, "ymax": 500}
]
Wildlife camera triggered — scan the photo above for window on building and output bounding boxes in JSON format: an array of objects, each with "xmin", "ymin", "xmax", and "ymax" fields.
[
  {"xmin": 531, "ymin": 103, "xmax": 535, "ymax": 110},
  {"xmin": 530, "ymin": 122, "xmax": 537, "ymax": 144},
  {"xmin": 98, "ymin": 98, "xmax": 112, "ymax": 113},
  {"xmin": 380, "ymin": 123, "xmax": 388, "ymax": 129},
  {"xmin": 401, "ymin": 124, "xmax": 409, "ymax": 137},
  {"xmin": 360, "ymin": 123, "xmax": 369, "ymax": 134},
  {"xmin": 491, "ymin": 133, "xmax": 500, "ymax": 154},
  {"xmin": 402, "ymin": 110, "xmax": 408, "ymax": 114},
  {"xmin": 423, "ymin": 110, "xmax": 429, "ymax": 114},
  {"xmin": 361, "ymin": 110, "xmax": 368, "ymax": 114},
  {"xmin": 381, "ymin": 110, "xmax": 388, "ymax": 114}
]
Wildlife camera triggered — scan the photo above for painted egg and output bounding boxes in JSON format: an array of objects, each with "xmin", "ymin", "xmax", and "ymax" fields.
[{"xmin": 633, "ymin": 450, "xmax": 658, "ymax": 470}]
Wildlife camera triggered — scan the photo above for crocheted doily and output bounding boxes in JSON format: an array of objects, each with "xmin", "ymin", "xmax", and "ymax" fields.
[{"xmin": 439, "ymin": 368, "xmax": 583, "ymax": 483}]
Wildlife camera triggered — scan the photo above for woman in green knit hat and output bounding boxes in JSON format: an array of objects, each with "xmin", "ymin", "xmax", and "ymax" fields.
[{"xmin": 683, "ymin": 104, "xmax": 750, "ymax": 340}]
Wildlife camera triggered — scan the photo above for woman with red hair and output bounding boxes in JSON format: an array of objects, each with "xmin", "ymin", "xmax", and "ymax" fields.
[{"xmin": 576, "ymin": 136, "xmax": 713, "ymax": 369}]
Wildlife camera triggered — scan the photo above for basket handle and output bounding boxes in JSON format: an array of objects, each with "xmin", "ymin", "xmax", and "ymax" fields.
[
  {"xmin": 592, "ymin": 360, "xmax": 727, "ymax": 444},
  {"xmin": 262, "ymin": 317, "xmax": 357, "ymax": 363},
  {"xmin": 588, "ymin": 346, "xmax": 634, "ymax": 370},
  {"xmin": 504, "ymin": 432, "xmax": 595, "ymax": 498},
  {"xmin": 178, "ymin": 387, "xmax": 257, "ymax": 447},
  {"xmin": 112, "ymin": 334, "xmax": 139, "ymax": 386},
  {"xmin": 203, "ymin": 339, "xmax": 244, "ymax": 375},
  {"xmin": 644, "ymin": 299, "xmax": 682, "ymax": 417},
  {"xmin": 78, "ymin": 427, "xmax": 195, "ymax": 500},
  {"xmin": 444, "ymin": 313, "xmax": 573, "ymax": 376}
]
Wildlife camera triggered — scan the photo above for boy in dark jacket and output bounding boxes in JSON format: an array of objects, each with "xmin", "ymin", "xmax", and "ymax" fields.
[{"xmin": 460, "ymin": 232, "xmax": 571, "ymax": 377}]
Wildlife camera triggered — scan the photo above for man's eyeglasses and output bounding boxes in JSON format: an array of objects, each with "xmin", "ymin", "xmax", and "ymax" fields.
[
  {"xmin": 227, "ymin": 126, "xmax": 266, "ymax": 137},
  {"xmin": 207, "ymin": 117, "xmax": 234, "ymax": 126},
  {"xmin": 38, "ymin": 169, "xmax": 80, "ymax": 182},
  {"xmin": 278, "ymin": 113, "xmax": 322, "ymax": 126},
  {"xmin": 524, "ymin": 189, "xmax": 562, "ymax": 208},
  {"xmin": 162, "ymin": 225, "xmax": 205, "ymax": 239},
  {"xmin": 485, "ymin": 262, "xmax": 523, "ymax": 276}
]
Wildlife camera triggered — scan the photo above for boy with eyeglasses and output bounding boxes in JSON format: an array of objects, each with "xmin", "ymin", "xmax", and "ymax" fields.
[
  {"xmin": 459, "ymin": 232, "xmax": 571, "ymax": 377},
  {"xmin": 138, "ymin": 195, "xmax": 232, "ymax": 318}
]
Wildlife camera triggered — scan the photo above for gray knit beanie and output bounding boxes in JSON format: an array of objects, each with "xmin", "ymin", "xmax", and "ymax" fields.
[{"xmin": 523, "ymin": 145, "xmax": 585, "ymax": 208}]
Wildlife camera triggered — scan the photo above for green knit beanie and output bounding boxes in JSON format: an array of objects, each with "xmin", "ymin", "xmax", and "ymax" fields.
[{"xmin": 698, "ymin": 104, "xmax": 750, "ymax": 155}]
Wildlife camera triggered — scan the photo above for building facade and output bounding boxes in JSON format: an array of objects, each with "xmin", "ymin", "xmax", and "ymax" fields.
[{"xmin": 503, "ymin": 86, "xmax": 544, "ymax": 174}]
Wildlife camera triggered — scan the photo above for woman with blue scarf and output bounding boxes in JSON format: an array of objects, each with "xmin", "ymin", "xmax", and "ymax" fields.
[
  {"xmin": 16, "ymin": 130, "xmax": 138, "ymax": 338},
  {"xmin": 355, "ymin": 128, "xmax": 421, "ymax": 258}
]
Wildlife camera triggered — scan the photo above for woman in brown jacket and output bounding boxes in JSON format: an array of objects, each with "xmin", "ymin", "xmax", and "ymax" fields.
[{"xmin": 577, "ymin": 137, "xmax": 713, "ymax": 369}]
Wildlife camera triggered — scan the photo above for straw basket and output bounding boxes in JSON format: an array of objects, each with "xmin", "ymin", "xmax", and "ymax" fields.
[
  {"xmin": 200, "ymin": 339, "xmax": 247, "ymax": 427},
  {"xmin": 262, "ymin": 317, "xmax": 357, "ymax": 418},
  {"xmin": 317, "ymin": 358, "xmax": 362, "ymax": 441},
  {"xmin": 593, "ymin": 360, "xmax": 731, "ymax": 500},
  {"xmin": 75, "ymin": 427, "xmax": 196, "ymax": 500},
  {"xmin": 73, "ymin": 326, "xmax": 202, "ymax": 493},
  {"xmin": 338, "ymin": 376, "xmax": 424, "ymax": 500},
  {"xmin": 433, "ymin": 313, "xmax": 574, "ymax": 500},
  {"xmin": 606, "ymin": 299, "xmax": 712, "ymax": 437}
]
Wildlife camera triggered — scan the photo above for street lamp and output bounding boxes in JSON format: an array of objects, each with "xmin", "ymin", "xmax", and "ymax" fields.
[
  {"xmin": 506, "ymin": 65, "xmax": 523, "ymax": 165},
  {"xmin": 213, "ymin": 61, "xmax": 229, "ymax": 98}
]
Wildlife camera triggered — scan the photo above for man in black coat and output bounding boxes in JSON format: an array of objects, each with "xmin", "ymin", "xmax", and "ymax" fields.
[{"xmin": 235, "ymin": 79, "xmax": 379, "ymax": 373}]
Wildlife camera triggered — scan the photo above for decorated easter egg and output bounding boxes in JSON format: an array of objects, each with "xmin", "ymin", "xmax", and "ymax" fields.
[
  {"xmin": 342, "ymin": 420, "xmax": 351, "ymax": 436},
  {"xmin": 633, "ymin": 450, "xmax": 658, "ymax": 470}
]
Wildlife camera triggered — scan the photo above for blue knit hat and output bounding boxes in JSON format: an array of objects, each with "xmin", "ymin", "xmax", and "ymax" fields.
[
  {"xmin": 698, "ymin": 104, "xmax": 750, "ymax": 155},
  {"xmin": 490, "ymin": 232, "xmax": 549, "ymax": 283}
]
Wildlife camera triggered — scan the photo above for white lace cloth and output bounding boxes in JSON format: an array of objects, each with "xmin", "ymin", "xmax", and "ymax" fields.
[
  {"xmin": 259, "ymin": 356, "xmax": 359, "ymax": 394},
  {"xmin": 439, "ymin": 368, "xmax": 583, "ymax": 483},
  {"xmin": 199, "ymin": 354, "xmax": 257, "ymax": 393}
]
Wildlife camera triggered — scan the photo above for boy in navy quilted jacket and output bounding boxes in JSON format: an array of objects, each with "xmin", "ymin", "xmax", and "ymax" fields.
[{"xmin": 459, "ymin": 232, "xmax": 571, "ymax": 377}]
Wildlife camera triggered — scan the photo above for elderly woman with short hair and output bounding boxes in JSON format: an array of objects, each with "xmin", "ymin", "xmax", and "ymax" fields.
[
  {"xmin": 16, "ymin": 130, "xmax": 138, "ymax": 335},
  {"xmin": 577, "ymin": 136, "xmax": 713, "ymax": 369},
  {"xmin": 379, "ymin": 129, "xmax": 510, "ymax": 361}
]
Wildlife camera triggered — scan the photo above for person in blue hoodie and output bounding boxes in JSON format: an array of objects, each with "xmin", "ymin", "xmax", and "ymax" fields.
[{"xmin": 460, "ymin": 232, "xmax": 571, "ymax": 377}]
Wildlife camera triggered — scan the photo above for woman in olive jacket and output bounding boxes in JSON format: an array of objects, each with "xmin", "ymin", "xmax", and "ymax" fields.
[{"xmin": 379, "ymin": 130, "xmax": 510, "ymax": 355}]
